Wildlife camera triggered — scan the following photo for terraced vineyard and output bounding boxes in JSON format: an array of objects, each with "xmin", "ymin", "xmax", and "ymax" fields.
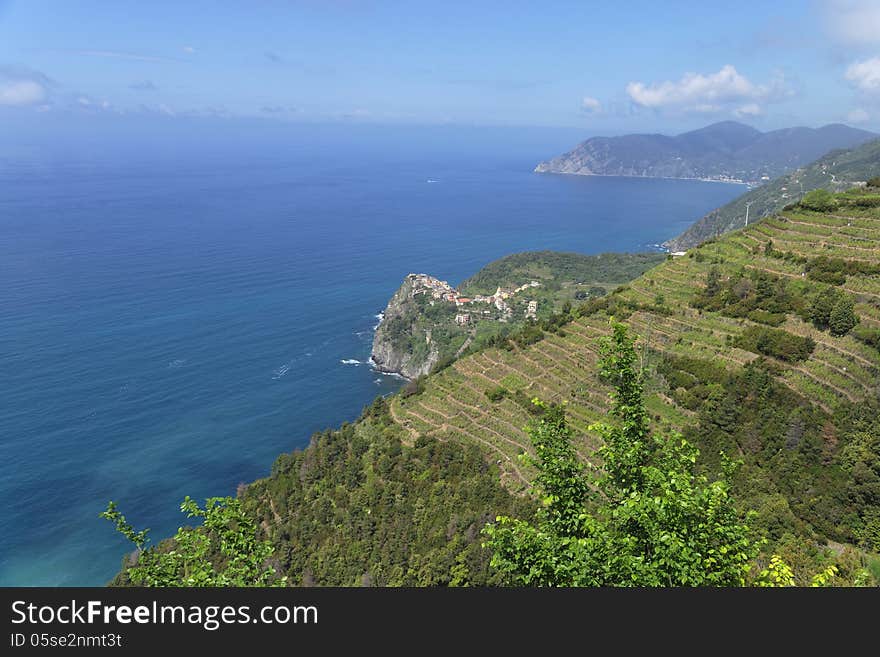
[{"xmin": 390, "ymin": 188, "xmax": 880, "ymax": 492}]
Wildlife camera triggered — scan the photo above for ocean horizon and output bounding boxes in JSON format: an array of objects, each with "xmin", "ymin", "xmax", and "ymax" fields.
[{"xmin": 0, "ymin": 124, "xmax": 745, "ymax": 586}]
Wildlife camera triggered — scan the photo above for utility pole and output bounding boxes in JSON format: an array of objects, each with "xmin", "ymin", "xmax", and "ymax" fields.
[{"xmin": 745, "ymin": 201, "xmax": 753, "ymax": 227}]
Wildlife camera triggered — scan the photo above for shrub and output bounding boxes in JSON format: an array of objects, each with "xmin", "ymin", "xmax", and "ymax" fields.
[
  {"xmin": 847, "ymin": 195, "xmax": 880, "ymax": 208},
  {"xmin": 747, "ymin": 309, "xmax": 787, "ymax": 327},
  {"xmin": 485, "ymin": 386, "xmax": 507, "ymax": 402},
  {"xmin": 799, "ymin": 189, "xmax": 837, "ymax": 212},
  {"xmin": 829, "ymin": 296, "xmax": 858, "ymax": 337},
  {"xmin": 852, "ymin": 326, "xmax": 880, "ymax": 351},
  {"xmin": 734, "ymin": 326, "xmax": 815, "ymax": 362},
  {"xmin": 810, "ymin": 287, "xmax": 840, "ymax": 329}
]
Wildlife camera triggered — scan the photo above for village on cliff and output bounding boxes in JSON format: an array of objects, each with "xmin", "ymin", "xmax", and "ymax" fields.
[{"xmin": 406, "ymin": 273, "xmax": 540, "ymax": 326}]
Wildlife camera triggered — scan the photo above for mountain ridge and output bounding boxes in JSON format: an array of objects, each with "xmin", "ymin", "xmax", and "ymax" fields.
[{"xmin": 535, "ymin": 121, "xmax": 876, "ymax": 185}]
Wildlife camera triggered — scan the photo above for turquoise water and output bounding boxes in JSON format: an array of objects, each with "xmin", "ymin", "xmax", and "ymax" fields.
[{"xmin": 0, "ymin": 124, "xmax": 744, "ymax": 585}]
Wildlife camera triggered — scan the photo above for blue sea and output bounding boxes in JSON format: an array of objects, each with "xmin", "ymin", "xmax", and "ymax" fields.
[{"xmin": 0, "ymin": 122, "xmax": 744, "ymax": 586}]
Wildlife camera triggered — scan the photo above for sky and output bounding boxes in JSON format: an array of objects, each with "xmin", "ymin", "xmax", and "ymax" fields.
[{"xmin": 1, "ymin": 0, "xmax": 880, "ymax": 138}]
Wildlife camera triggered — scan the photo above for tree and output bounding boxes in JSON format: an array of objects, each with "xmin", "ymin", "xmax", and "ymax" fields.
[
  {"xmin": 101, "ymin": 496, "xmax": 284, "ymax": 586},
  {"xmin": 810, "ymin": 288, "xmax": 839, "ymax": 330},
  {"xmin": 483, "ymin": 321, "xmax": 762, "ymax": 586},
  {"xmin": 829, "ymin": 295, "xmax": 858, "ymax": 336},
  {"xmin": 705, "ymin": 267, "xmax": 721, "ymax": 297}
]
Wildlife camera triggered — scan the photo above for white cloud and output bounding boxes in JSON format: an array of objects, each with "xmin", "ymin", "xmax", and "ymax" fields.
[
  {"xmin": 0, "ymin": 79, "xmax": 46, "ymax": 106},
  {"xmin": 734, "ymin": 103, "xmax": 762, "ymax": 117},
  {"xmin": 580, "ymin": 96, "xmax": 601, "ymax": 113},
  {"xmin": 73, "ymin": 95, "xmax": 117, "ymax": 113},
  {"xmin": 626, "ymin": 65, "xmax": 790, "ymax": 115},
  {"xmin": 847, "ymin": 108, "xmax": 870, "ymax": 123},
  {"xmin": 182, "ymin": 46, "xmax": 196, "ymax": 54},
  {"xmin": 826, "ymin": 1, "xmax": 880, "ymax": 47},
  {"xmin": 845, "ymin": 57, "xmax": 880, "ymax": 92}
]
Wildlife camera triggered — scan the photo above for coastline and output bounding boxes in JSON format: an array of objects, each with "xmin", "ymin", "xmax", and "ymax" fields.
[
  {"xmin": 368, "ymin": 355, "xmax": 411, "ymax": 381},
  {"xmin": 533, "ymin": 169, "xmax": 753, "ymax": 187}
]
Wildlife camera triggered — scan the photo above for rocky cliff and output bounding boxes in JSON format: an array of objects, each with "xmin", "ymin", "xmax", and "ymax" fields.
[{"xmin": 371, "ymin": 274, "xmax": 441, "ymax": 379}]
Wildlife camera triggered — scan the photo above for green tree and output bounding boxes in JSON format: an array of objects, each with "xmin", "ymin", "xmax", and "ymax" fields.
[
  {"xmin": 705, "ymin": 266, "xmax": 721, "ymax": 297},
  {"xmin": 754, "ymin": 555, "xmax": 795, "ymax": 587},
  {"xmin": 483, "ymin": 322, "xmax": 761, "ymax": 586},
  {"xmin": 810, "ymin": 288, "xmax": 839, "ymax": 330},
  {"xmin": 829, "ymin": 295, "xmax": 858, "ymax": 336},
  {"xmin": 101, "ymin": 496, "xmax": 284, "ymax": 587}
]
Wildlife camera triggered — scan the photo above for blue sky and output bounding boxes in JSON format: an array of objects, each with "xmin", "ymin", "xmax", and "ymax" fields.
[{"xmin": 1, "ymin": 0, "xmax": 880, "ymax": 135}]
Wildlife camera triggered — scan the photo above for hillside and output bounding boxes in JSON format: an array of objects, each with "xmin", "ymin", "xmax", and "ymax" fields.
[
  {"xmin": 459, "ymin": 251, "xmax": 664, "ymax": 296},
  {"xmin": 665, "ymin": 138, "xmax": 880, "ymax": 251},
  {"xmin": 383, "ymin": 186, "xmax": 880, "ymax": 582},
  {"xmin": 116, "ymin": 189, "xmax": 880, "ymax": 587},
  {"xmin": 371, "ymin": 251, "xmax": 664, "ymax": 378},
  {"xmin": 535, "ymin": 121, "xmax": 875, "ymax": 185}
]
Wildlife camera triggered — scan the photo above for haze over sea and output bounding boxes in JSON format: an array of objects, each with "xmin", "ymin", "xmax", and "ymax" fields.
[{"xmin": 0, "ymin": 122, "xmax": 743, "ymax": 586}]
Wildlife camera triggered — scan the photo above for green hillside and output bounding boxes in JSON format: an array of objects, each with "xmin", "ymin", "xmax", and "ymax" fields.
[
  {"xmin": 665, "ymin": 138, "xmax": 880, "ymax": 251},
  {"xmin": 109, "ymin": 188, "xmax": 880, "ymax": 587},
  {"xmin": 389, "ymin": 186, "xmax": 880, "ymax": 582},
  {"xmin": 460, "ymin": 250, "xmax": 665, "ymax": 297}
]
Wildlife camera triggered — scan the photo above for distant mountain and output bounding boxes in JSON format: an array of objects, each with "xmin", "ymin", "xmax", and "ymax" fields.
[
  {"xmin": 664, "ymin": 137, "xmax": 880, "ymax": 251},
  {"xmin": 535, "ymin": 121, "xmax": 876, "ymax": 184}
]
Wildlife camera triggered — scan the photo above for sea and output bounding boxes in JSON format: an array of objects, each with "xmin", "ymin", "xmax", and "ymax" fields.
[{"xmin": 0, "ymin": 121, "xmax": 744, "ymax": 585}]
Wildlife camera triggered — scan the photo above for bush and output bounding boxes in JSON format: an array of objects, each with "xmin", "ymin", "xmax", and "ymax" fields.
[
  {"xmin": 847, "ymin": 195, "xmax": 880, "ymax": 208},
  {"xmin": 810, "ymin": 287, "xmax": 841, "ymax": 329},
  {"xmin": 829, "ymin": 296, "xmax": 858, "ymax": 336},
  {"xmin": 807, "ymin": 256, "xmax": 880, "ymax": 285},
  {"xmin": 799, "ymin": 189, "xmax": 837, "ymax": 212},
  {"xmin": 485, "ymin": 386, "xmax": 507, "ymax": 402},
  {"xmin": 747, "ymin": 309, "xmax": 787, "ymax": 327},
  {"xmin": 867, "ymin": 176, "xmax": 880, "ymax": 188},
  {"xmin": 806, "ymin": 256, "xmax": 848, "ymax": 285},
  {"xmin": 852, "ymin": 326, "xmax": 880, "ymax": 351},
  {"xmin": 734, "ymin": 326, "xmax": 815, "ymax": 362}
]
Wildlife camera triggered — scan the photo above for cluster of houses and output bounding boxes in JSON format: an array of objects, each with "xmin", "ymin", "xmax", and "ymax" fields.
[{"xmin": 408, "ymin": 273, "xmax": 541, "ymax": 325}]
